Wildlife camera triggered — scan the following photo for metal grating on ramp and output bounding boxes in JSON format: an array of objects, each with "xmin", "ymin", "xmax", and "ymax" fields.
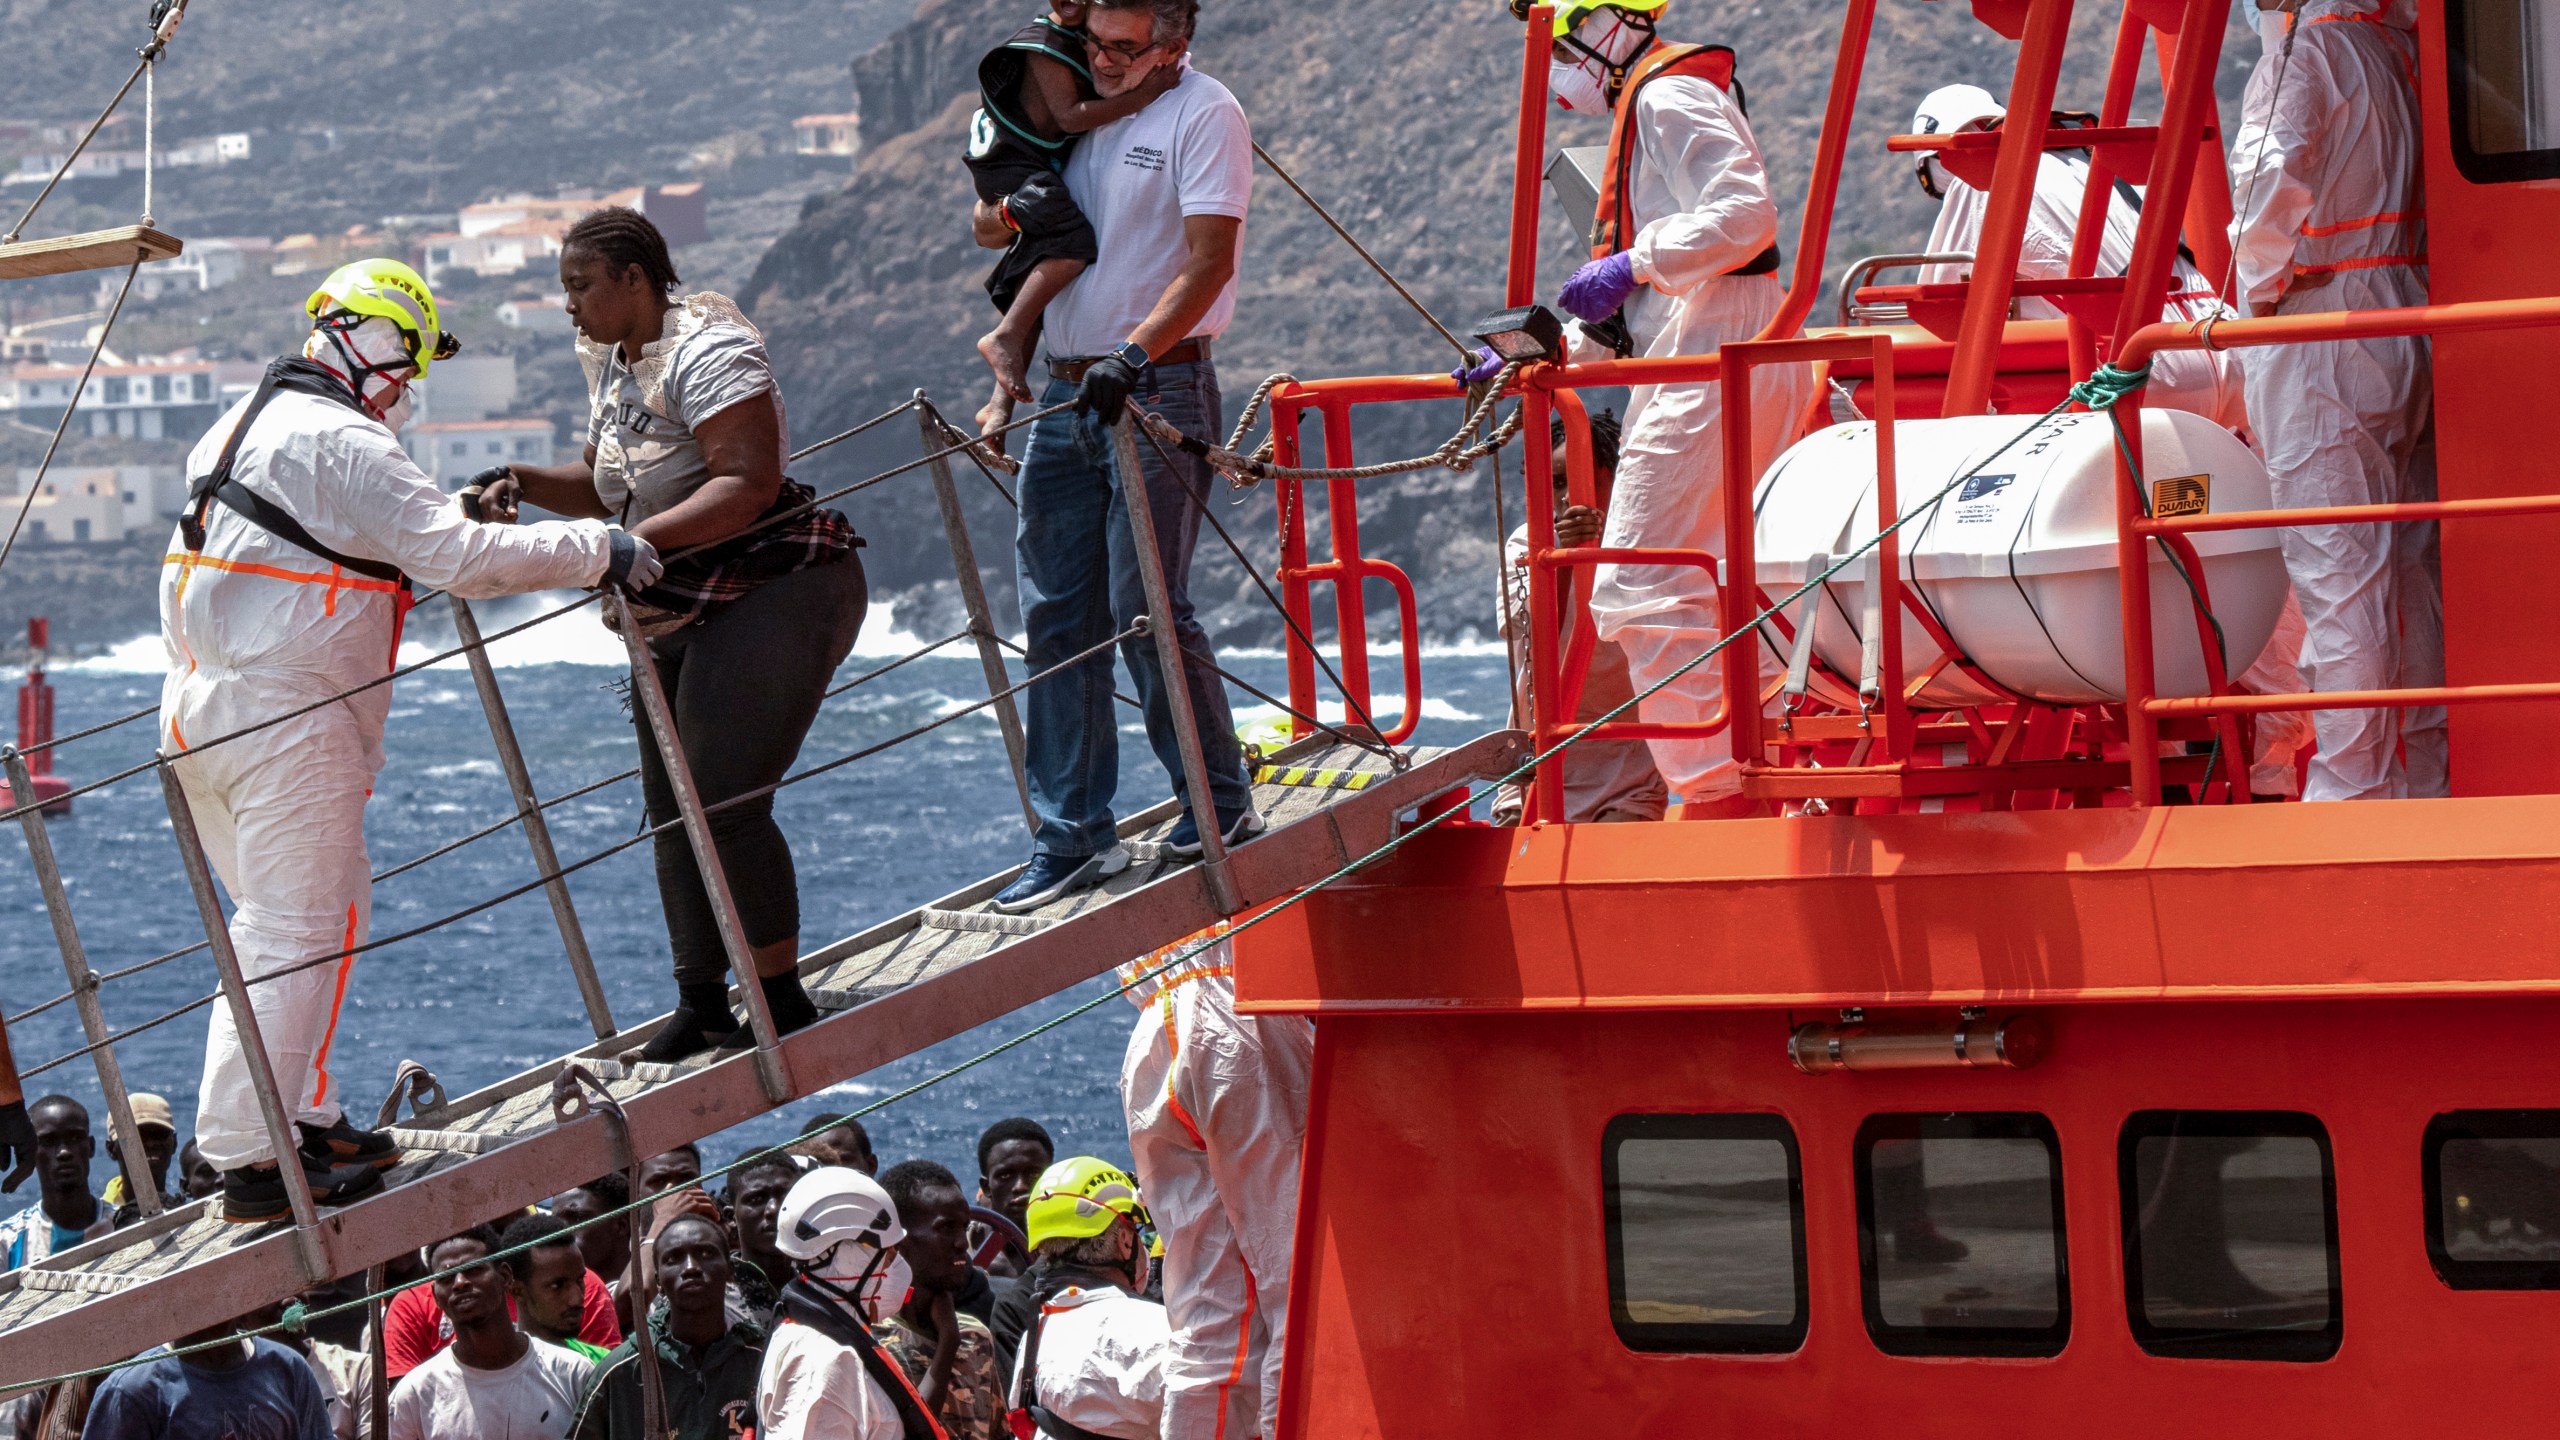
[{"xmin": 0, "ymin": 732, "xmax": 1524, "ymax": 1390}]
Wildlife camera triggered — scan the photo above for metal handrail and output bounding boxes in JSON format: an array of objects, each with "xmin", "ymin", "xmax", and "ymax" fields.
[
  {"xmin": 2108, "ymin": 295, "xmax": 2560, "ymax": 802},
  {"xmin": 1835, "ymin": 252, "xmax": 1977, "ymax": 326}
]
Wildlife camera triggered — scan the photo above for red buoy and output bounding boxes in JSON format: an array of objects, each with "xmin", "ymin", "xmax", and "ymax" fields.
[{"xmin": 4, "ymin": 618, "xmax": 73, "ymax": 815}]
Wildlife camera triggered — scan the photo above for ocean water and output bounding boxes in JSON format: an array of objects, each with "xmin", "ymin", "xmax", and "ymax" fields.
[{"xmin": 0, "ymin": 593, "xmax": 1513, "ymax": 1203}]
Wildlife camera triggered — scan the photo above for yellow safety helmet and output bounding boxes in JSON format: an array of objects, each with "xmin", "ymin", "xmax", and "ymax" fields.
[
  {"xmin": 1530, "ymin": 0, "xmax": 1670, "ymax": 37},
  {"xmin": 304, "ymin": 259, "xmax": 459, "ymax": 377},
  {"xmin": 1023, "ymin": 1157, "xmax": 1154, "ymax": 1251}
]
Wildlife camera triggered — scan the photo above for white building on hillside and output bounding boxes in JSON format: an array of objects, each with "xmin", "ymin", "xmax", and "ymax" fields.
[
  {"xmin": 407, "ymin": 419, "xmax": 555, "ymax": 489},
  {"xmin": 0, "ymin": 466, "xmax": 177, "ymax": 544}
]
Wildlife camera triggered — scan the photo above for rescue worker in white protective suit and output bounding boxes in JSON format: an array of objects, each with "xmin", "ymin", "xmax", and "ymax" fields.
[
  {"xmin": 1912, "ymin": 84, "xmax": 2314, "ymax": 797},
  {"xmin": 1911, "ymin": 83, "xmax": 2246, "ymax": 427},
  {"xmin": 761, "ymin": 1166, "xmax": 947, "ymax": 1440},
  {"xmin": 2229, "ymin": 0, "xmax": 2447, "ymax": 800},
  {"xmin": 1007, "ymin": 1159, "xmax": 1171, "ymax": 1440},
  {"xmin": 1471, "ymin": 0, "xmax": 1814, "ymax": 809},
  {"xmin": 163, "ymin": 259, "xmax": 663, "ymax": 1223},
  {"xmin": 1119, "ymin": 921, "xmax": 1314, "ymax": 1440}
]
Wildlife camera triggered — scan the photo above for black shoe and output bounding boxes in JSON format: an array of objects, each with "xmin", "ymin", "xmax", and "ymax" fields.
[
  {"xmin": 299, "ymin": 1116, "xmax": 401, "ymax": 1172},
  {"xmin": 220, "ymin": 1155, "xmax": 385, "ymax": 1225},
  {"xmin": 639, "ymin": 1000, "xmax": 740, "ymax": 1064},
  {"xmin": 716, "ymin": 972, "xmax": 820, "ymax": 1051}
]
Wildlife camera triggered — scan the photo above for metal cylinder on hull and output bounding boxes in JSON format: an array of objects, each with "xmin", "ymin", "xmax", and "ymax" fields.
[{"xmin": 1789, "ymin": 1012, "xmax": 2048, "ymax": 1074}]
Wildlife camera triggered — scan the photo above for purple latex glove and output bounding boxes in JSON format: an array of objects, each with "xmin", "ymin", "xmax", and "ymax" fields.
[
  {"xmin": 1450, "ymin": 346, "xmax": 1505, "ymax": 385},
  {"xmin": 1557, "ymin": 252, "xmax": 1639, "ymax": 324}
]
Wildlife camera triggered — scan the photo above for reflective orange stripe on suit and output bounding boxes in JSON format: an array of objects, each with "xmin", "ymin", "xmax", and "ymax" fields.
[
  {"xmin": 2300, "ymin": 209, "xmax": 2424, "ymax": 239},
  {"xmin": 2296, "ymin": 253, "xmax": 2425, "ymax": 277},
  {"xmin": 306, "ymin": 904, "xmax": 361, "ymax": 1113},
  {"xmin": 164, "ymin": 550, "xmax": 402, "ymax": 618}
]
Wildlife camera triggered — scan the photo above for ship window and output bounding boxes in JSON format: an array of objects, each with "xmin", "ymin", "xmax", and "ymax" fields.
[
  {"xmin": 1854, "ymin": 1113, "xmax": 2068, "ymax": 1358},
  {"xmin": 2119, "ymin": 1111, "xmax": 2340, "ymax": 1361},
  {"xmin": 1601, "ymin": 1113, "xmax": 1808, "ymax": 1354},
  {"xmin": 2449, "ymin": 0, "xmax": 2560, "ymax": 182},
  {"xmin": 2424, "ymin": 1110, "xmax": 2560, "ymax": 1289}
]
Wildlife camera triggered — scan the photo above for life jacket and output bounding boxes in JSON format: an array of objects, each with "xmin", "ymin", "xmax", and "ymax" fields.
[
  {"xmin": 1590, "ymin": 42, "xmax": 1781, "ymax": 277},
  {"xmin": 1005, "ymin": 1287, "xmax": 1124, "ymax": 1440},
  {"xmin": 777, "ymin": 1279, "xmax": 949, "ymax": 1440},
  {"xmin": 976, "ymin": 18, "xmax": 1092, "ymax": 160}
]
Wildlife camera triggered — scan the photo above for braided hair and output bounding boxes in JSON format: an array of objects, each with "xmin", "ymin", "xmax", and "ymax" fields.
[
  {"xmin": 563, "ymin": 206, "xmax": 680, "ymax": 296},
  {"xmin": 1548, "ymin": 406, "xmax": 1623, "ymax": 477}
]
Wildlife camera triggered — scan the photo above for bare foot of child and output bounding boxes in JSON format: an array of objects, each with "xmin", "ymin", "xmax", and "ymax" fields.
[
  {"xmin": 973, "ymin": 388, "xmax": 1021, "ymax": 473},
  {"xmin": 976, "ymin": 329, "xmax": 1035, "ymax": 404}
]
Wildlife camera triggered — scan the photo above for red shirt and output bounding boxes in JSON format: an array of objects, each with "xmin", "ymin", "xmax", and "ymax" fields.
[{"xmin": 382, "ymin": 1268, "xmax": 621, "ymax": 1379}]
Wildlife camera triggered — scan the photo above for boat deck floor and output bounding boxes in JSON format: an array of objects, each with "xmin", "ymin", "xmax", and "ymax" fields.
[{"xmin": 0, "ymin": 732, "xmax": 1521, "ymax": 1389}]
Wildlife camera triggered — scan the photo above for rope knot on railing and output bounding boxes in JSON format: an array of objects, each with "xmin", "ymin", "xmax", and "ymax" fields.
[{"xmin": 2069, "ymin": 360, "xmax": 2153, "ymax": 411}]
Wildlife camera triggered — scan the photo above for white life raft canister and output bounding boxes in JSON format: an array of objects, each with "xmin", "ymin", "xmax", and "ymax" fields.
[{"xmin": 1749, "ymin": 409, "xmax": 2287, "ymax": 709}]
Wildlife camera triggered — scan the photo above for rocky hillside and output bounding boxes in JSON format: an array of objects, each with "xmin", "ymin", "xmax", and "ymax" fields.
[{"xmin": 744, "ymin": 0, "xmax": 2258, "ymax": 645}]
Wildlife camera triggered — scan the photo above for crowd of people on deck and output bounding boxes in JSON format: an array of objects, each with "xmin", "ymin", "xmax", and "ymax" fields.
[{"xmin": 0, "ymin": 0, "xmax": 2449, "ymax": 1427}]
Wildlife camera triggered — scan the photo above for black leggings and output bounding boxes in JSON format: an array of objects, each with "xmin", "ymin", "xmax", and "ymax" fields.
[{"xmin": 635, "ymin": 554, "xmax": 867, "ymax": 986}]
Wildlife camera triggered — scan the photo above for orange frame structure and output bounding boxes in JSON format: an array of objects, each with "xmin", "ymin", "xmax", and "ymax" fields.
[{"xmin": 1239, "ymin": 0, "xmax": 2560, "ymax": 1433}]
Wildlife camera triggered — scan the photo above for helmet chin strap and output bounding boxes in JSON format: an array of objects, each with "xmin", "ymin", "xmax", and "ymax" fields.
[
  {"xmin": 312, "ymin": 315, "xmax": 416, "ymax": 422},
  {"xmin": 803, "ymin": 1243, "xmax": 894, "ymax": 1317},
  {"xmin": 1559, "ymin": 9, "xmax": 1657, "ymax": 106}
]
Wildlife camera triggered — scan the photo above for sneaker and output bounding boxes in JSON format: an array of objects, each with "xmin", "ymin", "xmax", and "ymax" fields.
[
  {"xmin": 298, "ymin": 1116, "xmax": 402, "ymax": 1172},
  {"xmin": 990, "ymin": 844, "xmax": 1132, "ymax": 915},
  {"xmin": 219, "ymin": 1155, "xmax": 385, "ymax": 1225},
  {"xmin": 1164, "ymin": 805, "xmax": 1267, "ymax": 860}
]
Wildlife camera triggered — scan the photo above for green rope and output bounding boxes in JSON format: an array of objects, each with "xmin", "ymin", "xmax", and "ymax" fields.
[{"xmin": 0, "ymin": 367, "xmax": 2129, "ymax": 1399}]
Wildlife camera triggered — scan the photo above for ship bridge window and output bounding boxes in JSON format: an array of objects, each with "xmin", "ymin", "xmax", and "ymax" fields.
[
  {"xmin": 2119, "ymin": 1111, "xmax": 2341, "ymax": 1362},
  {"xmin": 2424, "ymin": 1110, "xmax": 2560, "ymax": 1289},
  {"xmin": 2449, "ymin": 0, "xmax": 2560, "ymax": 182},
  {"xmin": 1855, "ymin": 1113, "xmax": 2069, "ymax": 1357},
  {"xmin": 1601, "ymin": 1113, "xmax": 1808, "ymax": 1354}
]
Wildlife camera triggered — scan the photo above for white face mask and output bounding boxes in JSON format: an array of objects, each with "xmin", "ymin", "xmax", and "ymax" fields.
[
  {"xmin": 1549, "ymin": 57, "xmax": 1610, "ymax": 113},
  {"xmin": 377, "ymin": 384, "xmax": 416, "ymax": 434},
  {"xmin": 815, "ymin": 1243, "xmax": 912, "ymax": 1325},
  {"xmin": 305, "ymin": 316, "xmax": 419, "ymax": 427}
]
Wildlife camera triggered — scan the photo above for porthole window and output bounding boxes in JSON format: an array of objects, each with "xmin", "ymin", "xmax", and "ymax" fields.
[
  {"xmin": 1854, "ymin": 1112, "xmax": 2068, "ymax": 1357},
  {"xmin": 2424, "ymin": 1110, "xmax": 2560, "ymax": 1289},
  {"xmin": 2118, "ymin": 1111, "xmax": 2341, "ymax": 1362},
  {"xmin": 1601, "ymin": 1114, "xmax": 1808, "ymax": 1353}
]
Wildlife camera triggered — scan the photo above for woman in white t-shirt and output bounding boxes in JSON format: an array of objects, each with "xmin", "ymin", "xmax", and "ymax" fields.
[
  {"xmin": 387, "ymin": 1228, "xmax": 595, "ymax": 1440},
  {"xmin": 474, "ymin": 208, "xmax": 867, "ymax": 1062}
]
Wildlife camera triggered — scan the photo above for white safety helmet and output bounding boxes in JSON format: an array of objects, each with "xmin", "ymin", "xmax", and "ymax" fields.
[
  {"xmin": 1912, "ymin": 83, "xmax": 2005, "ymax": 199},
  {"xmin": 775, "ymin": 1166, "xmax": 912, "ymax": 1324},
  {"xmin": 776, "ymin": 1165, "xmax": 905, "ymax": 1261}
]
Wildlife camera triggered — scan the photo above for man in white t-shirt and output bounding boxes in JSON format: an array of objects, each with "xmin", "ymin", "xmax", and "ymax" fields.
[
  {"xmin": 972, "ymin": 0, "xmax": 1263, "ymax": 916},
  {"xmin": 387, "ymin": 1227, "xmax": 595, "ymax": 1440}
]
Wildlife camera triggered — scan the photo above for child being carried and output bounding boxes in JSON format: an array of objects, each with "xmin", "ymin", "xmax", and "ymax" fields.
[{"xmin": 967, "ymin": 0, "xmax": 1180, "ymax": 450}]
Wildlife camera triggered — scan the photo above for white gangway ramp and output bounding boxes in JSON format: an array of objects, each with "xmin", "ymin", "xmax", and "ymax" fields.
[{"xmin": 0, "ymin": 731, "xmax": 1521, "ymax": 1390}]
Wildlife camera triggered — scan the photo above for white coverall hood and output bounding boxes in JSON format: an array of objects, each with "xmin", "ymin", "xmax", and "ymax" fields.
[
  {"xmin": 164, "ymin": 384, "xmax": 616, "ymax": 1170},
  {"xmin": 1121, "ymin": 928, "xmax": 1315, "ymax": 1440},
  {"xmin": 1549, "ymin": 10, "xmax": 1653, "ymax": 113},
  {"xmin": 303, "ymin": 315, "xmax": 419, "ymax": 429},
  {"xmin": 1563, "ymin": 66, "xmax": 1812, "ymax": 803},
  {"xmin": 2226, "ymin": 0, "xmax": 2444, "ymax": 799}
]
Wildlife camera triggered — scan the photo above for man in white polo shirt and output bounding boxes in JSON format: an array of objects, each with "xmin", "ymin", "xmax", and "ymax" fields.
[{"xmin": 972, "ymin": 0, "xmax": 1262, "ymax": 915}]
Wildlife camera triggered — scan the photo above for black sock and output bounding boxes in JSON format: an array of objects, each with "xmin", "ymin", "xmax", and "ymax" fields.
[{"xmin": 760, "ymin": 970, "xmax": 817, "ymax": 1032}]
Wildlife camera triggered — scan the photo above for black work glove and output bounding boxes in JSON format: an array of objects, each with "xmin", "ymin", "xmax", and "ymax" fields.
[
  {"xmin": 0, "ymin": 1100, "xmax": 33, "ymax": 1192},
  {"xmin": 1074, "ymin": 354, "xmax": 1143, "ymax": 421},
  {"xmin": 460, "ymin": 464, "xmax": 517, "ymax": 523}
]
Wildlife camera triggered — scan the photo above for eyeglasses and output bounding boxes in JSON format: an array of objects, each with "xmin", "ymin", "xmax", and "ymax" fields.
[{"xmin": 1090, "ymin": 34, "xmax": 1164, "ymax": 61}]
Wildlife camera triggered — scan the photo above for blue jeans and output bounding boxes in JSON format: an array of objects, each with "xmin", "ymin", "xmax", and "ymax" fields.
[{"xmin": 1015, "ymin": 359, "xmax": 1253, "ymax": 857}]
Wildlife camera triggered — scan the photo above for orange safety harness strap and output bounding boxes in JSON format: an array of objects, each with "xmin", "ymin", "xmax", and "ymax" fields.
[{"xmin": 1590, "ymin": 42, "xmax": 1779, "ymax": 276}]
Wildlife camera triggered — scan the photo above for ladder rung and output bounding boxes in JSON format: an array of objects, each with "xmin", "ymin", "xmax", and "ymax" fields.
[
  {"xmin": 0, "ymin": 225, "xmax": 183, "ymax": 280},
  {"xmin": 921, "ymin": 907, "xmax": 1056, "ymax": 936},
  {"xmin": 386, "ymin": 1125, "xmax": 512, "ymax": 1156},
  {"xmin": 13, "ymin": 1267, "xmax": 146, "ymax": 1296}
]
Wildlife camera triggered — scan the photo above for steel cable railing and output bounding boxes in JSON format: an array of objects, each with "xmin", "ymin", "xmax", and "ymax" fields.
[{"xmin": 11, "ymin": 619, "xmax": 1147, "ymax": 1080}]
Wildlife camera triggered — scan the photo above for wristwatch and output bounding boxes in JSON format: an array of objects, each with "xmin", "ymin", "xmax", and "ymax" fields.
[{"xmin": 1110, "ymin": 339, "xmax": 1151, "ymax": 371}]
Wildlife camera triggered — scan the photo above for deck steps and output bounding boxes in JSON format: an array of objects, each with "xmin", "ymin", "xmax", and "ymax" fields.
[{"xmin": 0, "ymin": 731, "xmax": 1524, "ymax": 1394}]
